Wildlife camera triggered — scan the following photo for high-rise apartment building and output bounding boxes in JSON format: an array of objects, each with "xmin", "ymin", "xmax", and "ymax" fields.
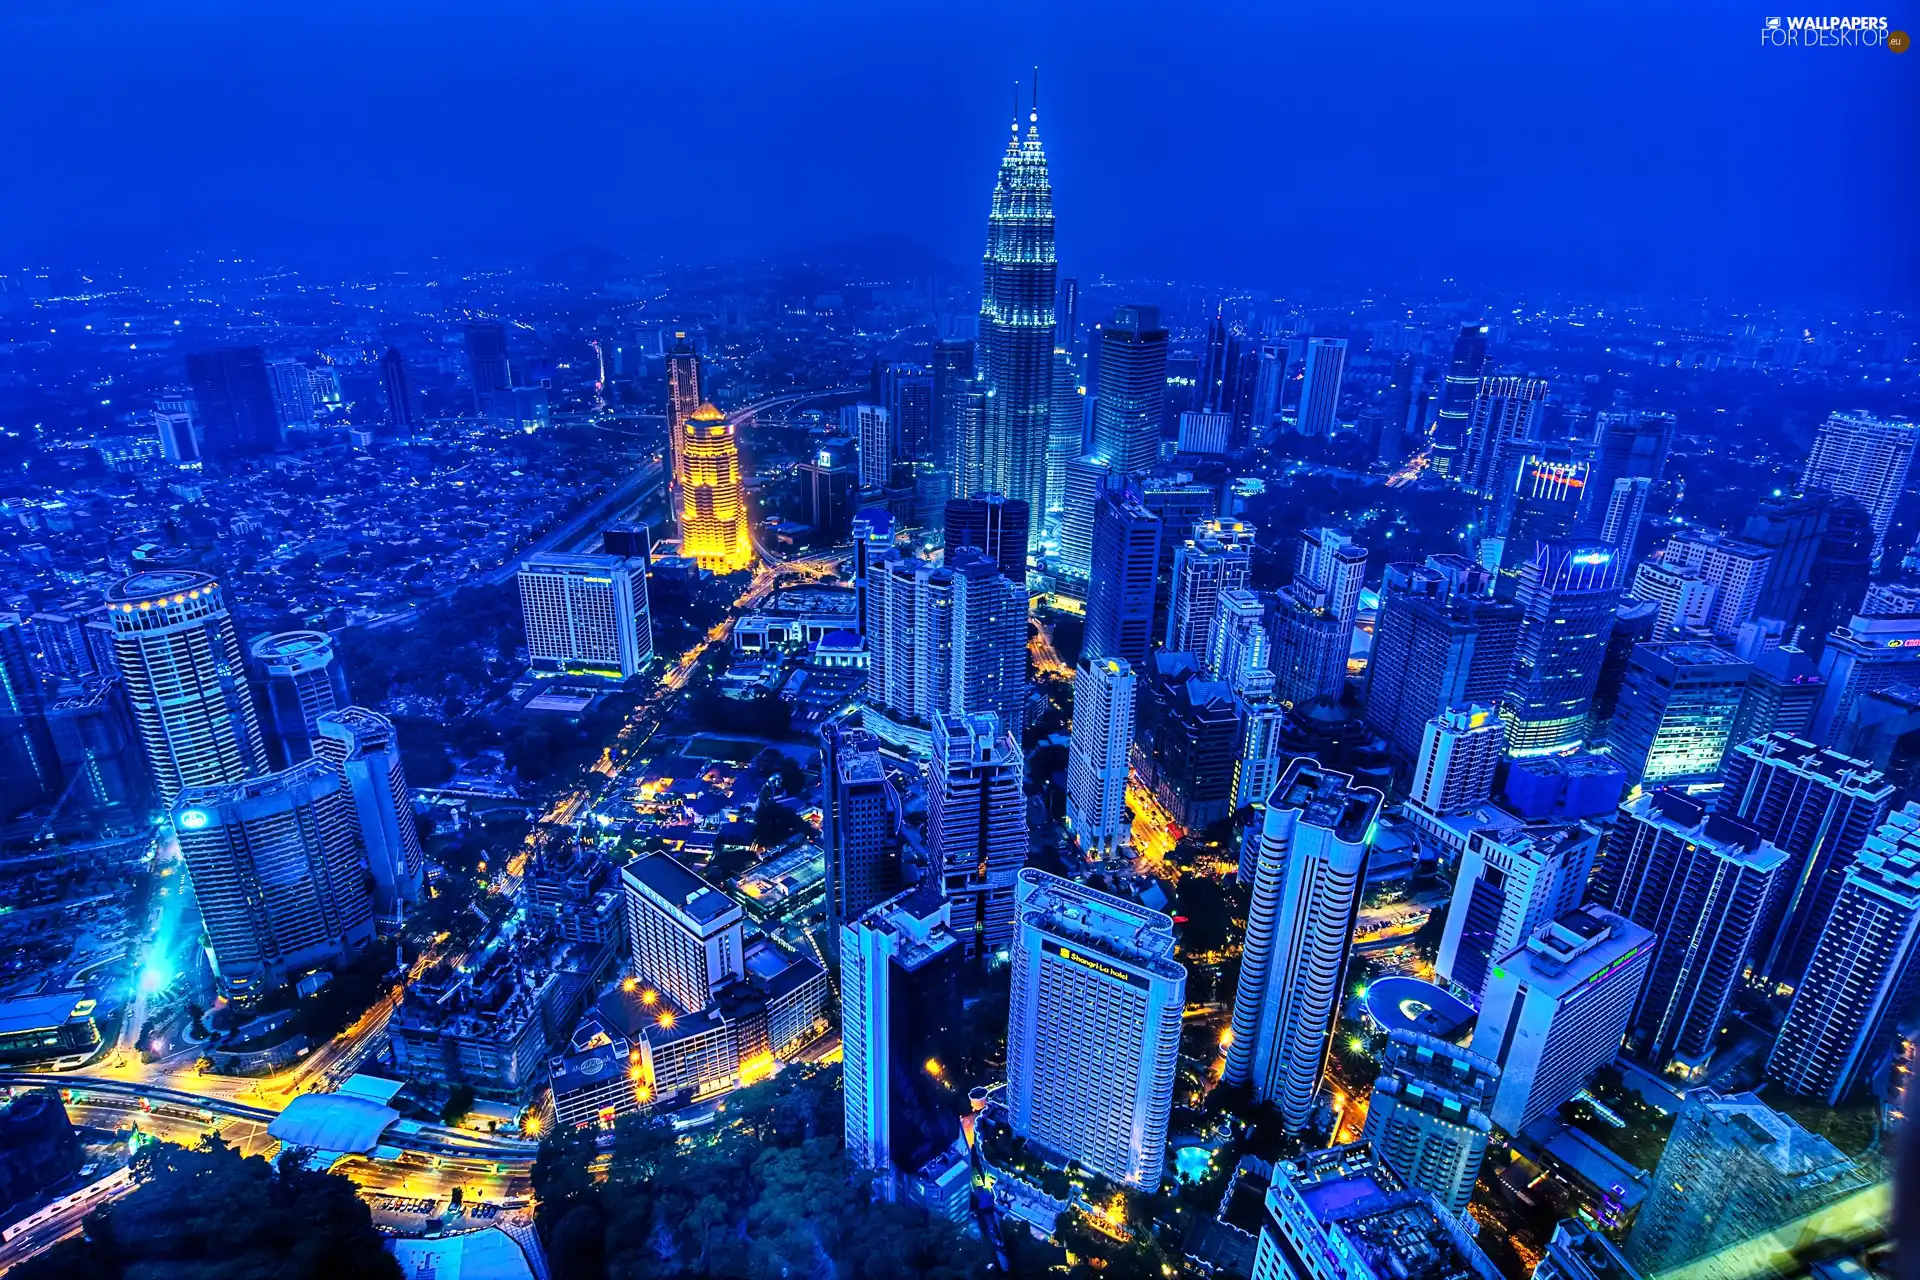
[
  {"xmin": 841, "ymin": 886, "xmax": 962, "ymax": 1199},
  {"xmin": 1579, "ymin": 410, "xmax": 1672, "ymax": 548},
  {"xmin": 106, "ymin": 571, "xmax": 268, "ymax": 806},
  {"xmin": 1408, "ymin": 704, "xmax": 1504, "ymax": 818},
  {"xmin": 929, "ymin": 713, "xmax": 1025, "ymax": 958},
  {"xmin": 185, "ymin": 346, "xmax": 282, "ymax": 465},
  {"xmin": 1502, "ymin": 542, "xmax": 1626, "ymax": 756},
  {"xmin": 1166, "ymin": 529, "xmax": 1253, "ymax": 655},
  {"xmin": 1471, "ymin": 904, "xmax": 1655, "ymax": 1133},
  {"xmin": 1800, "ymin": 410, "xmax": 1919, "ymax": 565},
  {"xmin": 1661, "ymin": 529, "xmax": 1775, "ymax": 639},
  {"xmin": 947, "ymin": 548, "xmax": 1029, "ymax": 738},
  {"xmin": 1768, "ymin": 802, "xmax": 1920, "ymax": 1104},
  {"xmin": 679, "ymin": 403, "xmax": 754, "ymax": 573},
  {"xmin": 517, "ymin": 553, "xmax": 654, "ymax": 679},
  {"xmin": 1293, "ymin": 338, "xmax": 1348, "ymax": 438},
  {"xmin": 379, "ymin": 347, "xmax": 415, "ymax": 433},
  {"xmin": 312, "ymin": 706, "xmax": 424, "ymax": 922},
  {"xmin": 1359, "ymin": 1031, "xmax": 1501, "ymax": 1217},
  {"xmin": 1362, "ymin": 560, "xmax": 1520, "ymax": 775},
  {"xmin": 1595, "ymin": 791, "xmax": 1786, "ymax": 1074},
  {"xmin": 944, "ymin": 492, "xmax": 1030, "ymax": 582},
  {"xmin": 1208, "ymin": 589, "xmax": 1274, "ymax": 697},
  {"xmin": 977, "ymin": 96, "xmax": 1058, "ymax": 545},
  {"xmin": 1083, "ymin": 492, "xmax": 1164, "ymax": 669},
  {"xmin": 1226, "ymin": 759, "xmax": 1381, "ymax": 1129},
  {"xmin": 1437, "ymin": 820, "xmax": 1601, "ymax": 1000},
  {"xmin": 1460, "ymin": 376, "xmax": 1549, "ymax": 499},
  {"xmin": 1428, "ymin": 324, "xmax": 1488, "ymax": 480},
  {"xmin": 823, "ymin": 725, "xmax": 905, "ymax": 954},
  {"xmin": 248, "ymin": 630, "xmax": 351, "ymax": 767},
  {"xmin": 1046, "ymin": 347, "xmax": 1084, "ymax": 530},
  {"xmin": 842, "ymin": 403, "xmax": 892, "ymax": 491},
  {"xmin": 266, "ymin": 359, "xmax": 313, "ymax": 430},
  {"xmin": 620, "ymin": 853, "xmax": 745, "ymax": 1015},
  {"xmin": 1090, "ymin": 306, "xmax": 1169, "ymax": 476},
  {"xmin": 1006, "ymin": 869, "xmax": 1185, "ymax": 1190},
  {"xmin": 171, "ymin": 758, "xmax": 376, "ymax": 994},
  {"xmin": 1608, "ymin": 643, "xmax": 1750, "ymax": 788},
  {"xmin": 1067, "ymin": 657, "xmax": 1136, "ymax": 859},
  {"xmin": 1627, "ymin": 559, "xmax": 1717, "ymax": 635}
]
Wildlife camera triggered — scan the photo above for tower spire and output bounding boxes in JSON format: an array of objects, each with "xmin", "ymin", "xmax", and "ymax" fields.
[{"xmin": 1011, "ymin": 81, "xmax": 1020, "ymax": 135}]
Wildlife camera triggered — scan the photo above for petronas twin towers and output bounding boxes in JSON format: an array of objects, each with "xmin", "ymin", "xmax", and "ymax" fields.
[{"xmin": 977, "ymin": 80, "xmax": 1057, "ymax": 552}]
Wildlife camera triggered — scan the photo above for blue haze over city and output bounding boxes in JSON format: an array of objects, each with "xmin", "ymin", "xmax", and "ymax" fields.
[{"xmin": 0, "ymin": 3, "xmax": 1914, "ymax": 1280}]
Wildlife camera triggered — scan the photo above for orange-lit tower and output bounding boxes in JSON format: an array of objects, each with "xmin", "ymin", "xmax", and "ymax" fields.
[{"xmin": 679, "ymin": 402, "xmax": 754, "ymax": 572}]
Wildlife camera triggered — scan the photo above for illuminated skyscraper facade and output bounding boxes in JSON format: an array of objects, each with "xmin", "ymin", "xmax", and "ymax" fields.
[
  {"xmin": 978, "ymin": 92, "xmax": 1058, "ymax": 547},
  {"xmin": 1800, "ymin": 410, "xmax": 1918, "ymax": 565},
  {"xmin": 679, "ymin": 402, "xmax": 754, "ymax": 573},
  {"xmin": 1067, "ymin": 657, "xmax": 1136, "ymax": 858},
  {"xmin": 1502, "ymin": 542, "xmax": 1626, "ymax": 756},
  {"xmin": 249, "ymin": 630, "xmax": 351, "ymax": 767},
  {"xmin": 1090, "ymin": 306, "xmax": 1169, "ymax": 476}
]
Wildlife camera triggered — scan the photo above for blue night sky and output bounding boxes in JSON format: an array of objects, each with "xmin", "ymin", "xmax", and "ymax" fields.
[{"xmin": 2, "ymin": 0, "xmax": 1913, "ymax": 300}]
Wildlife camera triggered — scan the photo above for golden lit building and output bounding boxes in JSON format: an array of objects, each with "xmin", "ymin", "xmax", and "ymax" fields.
[{"xmin": 679, "ymin": 401, "xmax": 754, "ymax": 572}]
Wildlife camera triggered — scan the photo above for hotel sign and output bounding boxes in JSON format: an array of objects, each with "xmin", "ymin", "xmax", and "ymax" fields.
[{"xmin": 1044, "ymin": 940, "xmax": 1148, "ymax": 990}]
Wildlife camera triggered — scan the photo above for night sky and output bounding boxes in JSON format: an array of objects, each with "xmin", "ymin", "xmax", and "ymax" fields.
[{"xmin": 2, "ymin": 0, "xmax": 1913, "ymax": 300}]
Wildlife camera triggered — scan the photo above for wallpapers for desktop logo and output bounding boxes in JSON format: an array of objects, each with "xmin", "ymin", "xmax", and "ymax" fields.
[{"xmin": 1759, "ymin": 14, "xmax": 1908, "ymax": 48}]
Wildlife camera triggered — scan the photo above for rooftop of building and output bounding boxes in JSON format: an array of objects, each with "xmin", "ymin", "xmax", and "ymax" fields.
[
  {"xmin": 1272, "ymin": 756, "xmax": 1381, "ymax": 843},
  {"xmin": 1734, "ymin": 733, "xmax": 1892, "ymax": 796},
  {"xmin": 1362, "ymin": 978, "xmax": 1476, "ymax": 1043},
  {"xmin": 1634, "ymin": 789, "xmax": 1781, "ymax": 865},
  {"xmin": 850, "ymin": 885, "xmax": 961, "ymax": 969},
  {"xmin": 1015, "ymin": 867, "xmax": 1185, "ymax": 981},
  {"xmin": 247, "ymin": 629, "xmax": 333, "ymax": 662},
  {"xmin": 519, "ymin": 551, "xmax": 640, "ymax": 573},
  {"xmin": 0, "ymin": 992, "xmax": 98, "ymax": 1034},
  {"xmin": 1279, "ymin": 1145, "xmax": 1497, "ymax": 1280},
  {"xmin": 106, "ymin": 568, "xmax": 218, "ymax": 604},
  {"xmin": 1499, "ymin": 903, "xmax": 1654, "ymax": 988},
  {"xmin": 622, "ymin": 852, "xmax": 740, "ymax": 928},
  {"xmin": 548, "ymin": 1037, "xmax": 634, "ymax": 1097}
]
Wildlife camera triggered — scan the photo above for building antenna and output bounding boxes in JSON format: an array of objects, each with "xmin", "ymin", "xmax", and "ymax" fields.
[
  {"xmin": 1032, "ymin": 66, "xmax": 1039, "ymax": 116},
  {"xmin": 1011, "ymin": 81, "xmax": 1020, "ymax": 134}
]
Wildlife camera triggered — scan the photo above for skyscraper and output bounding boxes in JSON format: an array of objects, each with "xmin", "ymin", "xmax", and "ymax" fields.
[
  {"xmin": 883, "ymin": 362, "xmax": 934, "ymax": 464},
  {"xmin": 1268, "ymin": 528, "xmax": 1369, "ymax": 709},
  {"xmin": 929, "ymin": 713, "xmax": 1025, "ymax": 958},
  {"xmin": 1725, "ymin": 642, "xmax": 1825, "ymax": 747},
  {"xmin": 1796, "ymin": 496, "xmax": 1876, "ymax": 651},
  {"xmin": 1208, "ymin": 589, "xmax": 1273, "ymax": 697},
  {"xmin": 1408, "ymin": 704, "xmax": 1504, "ymax": 818},
  {"xmin": 463, "ymin": 322, "xmax": 513, "ymax": 423},
  {"xmin": 171, "ymin": 758, "xmax": 377, "ymax": 994},
  {"xmin": 1045, "ymin": 346, "xmax": 1084, "ymax": 531},
  {"xmin": 1769, "ymin": 802, "xmax": 1920, "ymax": 1104},
  {"xmin": 1083, "ymin": 492, "xmax": 1164, "ymax": 669},
  {"xmin": 1810, "ymin": 611, "xmax": 1920, "ymax": 739},
  {"xmin": 377, "ymin": 346, "xmax": 415, "ymax": 433},
  {"xmin": 1800, "ymin": 410, "xmax": 1919, "ymax": 565},
  {"xmin": 1460, "ymin": 375, "xmax": 1549, "ymax": 499},
  {"xmin": 1718, "ymin": 732, "xmax": 1893, "ymax": 993},
  {"xmin": 1066, "ymin": 657, "xmax": 1136, "ymax": 859},
  {"xmin": 1502, "ymin": 542, "xmax": 1626, "ymax": 756},
  {"xmin": 1362, "ymin": 560, "xmax": 1520, "ymax": 775},
  {"xmin": 931, "ymin": 338, "xmax": 975, "ymax": 503},
  {"xmin": 1376, "ymin": 353, "xmax": 1416, "ymax": 466},
  {"xmin": 1471, "ymin": 904, "xmax": 1654, "ymax": 1134},
  {"xmin": 267, "ymin": 359, "xmax": 313, "ymax": 431},
  {"xmin": 312, "ymin": 706, "xmax": 424, "ymax": 921},
  {"xmin": 1608, "ymin": 643, "xmax": 1750, "ymax": 788},
  {"xmin": 1226, "ymin": 758, "xmax": 1380, "ymax": 1129},
  {"xmin": 946, "ymin": 548, "xmax": 1028, "ymax": 738},
  {"xmin": 1292, "ymin": 337, "xmax": 1348, "ymax": 438},
  {"xmin": 1006, "ymin": 869, "xmax": 1185, "ymax": 1190},
  {"xmin": 185, "ymin": 346, "xmax": 282, "ymax": 465},
  {"xmin": 841, "ymin": 403, "xmax": 892, "ymax": 491},
  {"xmin": 666, "ymin": 335, "xmax": 703, "ymax": 523},
  {"xmin": 841, "ymin": 886, "xmax": 962, "ymax": 1200},
  {"xmin": 620, "ymin": 853, "xmax": 745, "ymax": 1014},
  {"xmin": 1429, "ymin": 323, "xmax": 1488, "ymax": 480},
  {"xmin": 1055, "ymin": 454, "xmax": 1113, "ymax": 584},
  {"xmin": 0, "ymin": 614, "xmax": 58, "ymax": 817},
  {"xmin": 944, "ymin": 492, "xmax": 1030, "ymax": 582},
  {"xmin": 1535, "ymin": 1222, "xmax": 1645, "ymax": 1280},
  {"xmin": 678, "ymin": 402, "xmax": 754, "ymax": 573},
  {"xmin": 1359, "ymin": 1031, "xmax": 1501, "ymax": 1217},
  {"xmin": 1437, "ymin": 820, "xmax": 1601, "ymax": 1000},
  {"xmin": 823, "ymin": 725, "xmax": 905, "ymax": 955},
  {"xmin": 248, "ymin": 630, "xmax": 352, "ymax": 768},
  {"xmin": 1595, "ymin": 790, "xmax": 1786, "ymax": 1074},
  {"xmin": 1090, "ymin": 306, "xmax": 1169, "ymax": 476},
  {"xmin": 1166, "ymin": 528, "xmax": 1253, "ymax": 655},
  {"xmin": 1579, "ymin": 410, "xmax": 1672, "ymax": 547},
  {"xmin": 1658, "ymin": 529, "xmax": 1775, "ymax": 639},
  {"xmin": 106, "ymin": 571, "xmax": 268, "ymax": 806},
  {"xmin": 46, "ymin": 676, "xmax": 147, "ymax": 817},
  {"xmin": 517, "ymin": 553, "xmax": 654, "ymax": 679},
  {"xmin": 977, "ymin": 90, "xmax": 1058, "ymax": 545}
]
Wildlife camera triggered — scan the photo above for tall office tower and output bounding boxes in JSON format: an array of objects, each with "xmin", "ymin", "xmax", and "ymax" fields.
[
  {"xmin": 1627, "ymin": 1090, "xmax": 1875, "ymax": 1276},
  {"xmin": 310, "ymin": 706, "xmax": 422, "ymax": 920},
  {"xmin": 1743, "ymin": 493, "xmax": 1832, "ymax": 623},
  {"xmin": 1359, "ymin": 1031, "xmax": 1501, "ymax": 1216},
  {"xmin": 851, "ymin": 508, "xmax": 895, "ymax": 637},
  {"xmin": 883, "ymin": 363, "xmax": 934, "ymax": 462},
  {"xmin": 1083, "ymin": 492, "xmax": 1164, "ymax": 668},
  {"xmin": 463, "ymin": 322, "xmax": 513, "ymax": 422},
  {"xmin": 1586, "ymin": 600, "xmax": 1659, "ymax": 742},
  {"xmin": 266, "ymin": 359, "xmax": 314, "ymax": 431},
  {"xmin": 1208, "ymin": 589, "xmax": 1274, "ymax": 696},
  {"xmin": 1796, "ymin": 496, "xmax": 1876, "ymax": 651},
  {"xmin": 170, "ymin": 758, "xmax": 376, "ymax": 994},
  {"xmin": 106, "ymin": 571, "xmax": 267, "ymax": 806},
  {"xmin": 1437, "ymin": 820, "xmax": 1602, "ymax": 999},
  {"xmin": 1428, "ymin": 323, "xmax": 1489, "ymax": 479},
  {"xmin": 841, "ymin": 886, "xmax": 962, "ymax": 1199},
  {"xmin": 1811, "ymin": 613, "xmax": 1920, "ymax": 741},
  {"xmin": 953, "ymin": 382, "xmax": 989, "ymax": 501},
  {"xmin": 1595, "ymin": 476, "xmax": 1653, "ymax": 554},
  {"xmin": 929, "ymin": 713, "xmax": 1025, "ymax": 958},
  {"xmin": 1251, "ymin": 1144, "xmax": 1502, "ymax": 1280},
  {"xmin": 823, "ymin": 725, "xmax": 905, "ymax": 955},
  {"xmin": 1137, "ymin": 654, "xmax": 1244, "ymax": 828},
  {"xmin": 1719, "ymin": 733, "xmax": 1893, "ymax": 992},
  {"xmin": 1226, "ymin": 759, "xmax": 1380, "ymax": 1129},
  {"xmin": 1800, "ymin": 410, "xmax": 1919, "ymax": 565},
  {"xmin": 620, "ymin": 853, "xmax": 745, "ymax": 1013},
  {"xmin": 517, "ymin": 553, "xmax": 654, "ymax": 679},
  {"xmin": 1066, "ymin": 657, "xmax": 1136, "ymax": 858},
  {"xmin": 1375, "ymin": 353, "xmax": 1416, "ymax": 466},
  {"xmin": 1055, "ymin": 455, "xmax": 1113, "ymax": 584},
  {"xmin": 977, "ymin": 93, "xmax": 1058, "ymax": 545},
  {"xmin": 1502, "ymin": 542, "xmax": 1626, "ymax": 757},
  {"xmin": 1268, "ymin": 602, "xmax": 1350, "ymax": 709},
  {"xmin": 1233, "ymin": 698, "xmax": 1288, "ymax": 818},
  {"xmin": 1595, "ymin": 791, "xmax": 1786, "ymax": 1073},
  {"xmin": 800, "ymin": 440, "xmax": 859, "ymax": 541},
  {"xmin": 842, "ymin": 403, "xmax": 892, "ymax": 490},
  {"xmin": 1090, "ymin": 305, "xmax": 1169, "ymax": 476},
  {"xmin": 1139, "ymin": 480, "xmax": 1221, "ymax": 576},
  {"xmin": 1408, "ymin": 704, "xmax": 1503, "ymax": 817},
  {"xmin": 46, "ymin": 677, "xmax": 146, "ymax": 815},
  {"xmin": 378, "ymin": 346, "xmax": 415, "ymax": 433},
  {"xmin": 1249, "ymin": 342, "xmax": 1290, "ymax": 438},
  {"xmin": 1460, "ymin": 376, "xmax": 1549, "ymax": 498},
  {"xmin": 944, "ymin": 492, "xmax": 1030, "ymax": 582},
  {"xmin": 1006, "ymin": 869, "xmax": 1185, "ymax": 1190},
  {"xmin": 152, "ymin": 406, "xmax": 200, "ymax": 463},
  {"xmin": 1196, "ymin": 310, "xmax": 1234, "ymax": 415},
  {"xmin": 1769, "ymin": 803, "xmax": 1920, "ymax": 1103},
  {"xmin": 1661, "ymin": 530, "xmax": 1775, "ymax": 639},
  {"xmin": 0, "ymin": 615, "xmax": 59, "ymax": 817},
  {"xmin": 930, "ymin": 338, "xmax": 975, "ymax": 500},
  {"xmin": 1056, "ymin": 276, "xmax": 1080, "ymax": 347},
  {"xmin": 664, "ymin": 331, "xmax": 702, "ymax": 521},
  {"xmin": 1471, "ymin": 905, "xmax": 1655, "ymax": 1133},
  {"xmin": 1726, "ymin": 643, "xmax": 1824, "ymax": 746},
  {"xmin": 1627, "ymin": 559, "xmax": 1717, "ymax": 635},
  {"xmin": 1608, "ymin": 643, "xmax": 1750, "ymax": 788},
  {"xmin": 185, "ymin": 346, "xmax": 282, "ymax": 465},
  {"xmin": 1044, "ymin": 347, "xmax": 1083, "ymax": 528},
  {"xmin": 1362, "ymin": 563, "xmax": 1521, "ymax": 774},
  {"xmin": 1577, "ymin": 410, "xmax": 1672, "ymax": 542},
  {"xmin": 1292, "ymin": 337, "xmax": 1348, "ymax": 438},
  {"xmin": 1482, "ymin": 446, "xmax": 1595, "ymax": 575},
  {"xmin": 247, "ymin": 631, "xmax": 351, "ymax": 767},
  {"xmin": 1166, "ymin": 530, "xmax": 1254, "ymax": 654},
  {"xmin": 1535, "ymin": 1222, "xmax": 1646, "ymax": 1280},
  {"xmin": 947, "ymin": 548, "xmax": 1028, "ymax": 739},
  {"xmin": 678, "ymin": 403, "xmax": 754, "ymax": 573}
]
